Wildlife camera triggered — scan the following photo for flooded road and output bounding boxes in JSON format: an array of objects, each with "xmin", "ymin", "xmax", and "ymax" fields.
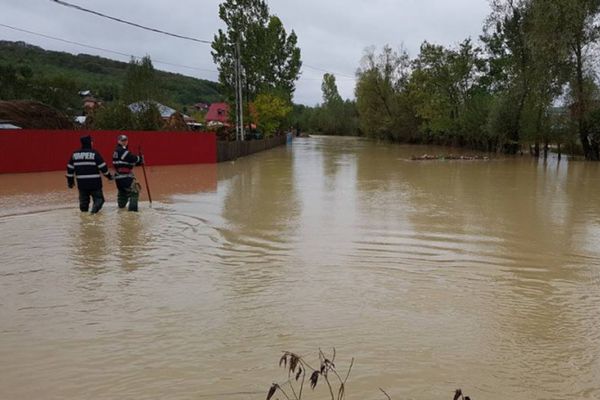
[{"xmin": 1, "ymin": 136, "xmax": 600, "ymax": 400}]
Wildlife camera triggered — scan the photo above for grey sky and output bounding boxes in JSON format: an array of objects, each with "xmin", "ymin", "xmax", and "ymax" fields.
[{"xmin": 1, "ymin": 0, "xmax": 491, "ymax": 105}]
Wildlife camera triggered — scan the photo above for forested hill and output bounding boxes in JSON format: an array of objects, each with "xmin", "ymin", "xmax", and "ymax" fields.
[{"xmin": 0, "ymin": 41, "xmax": 223, "ymax": 106}]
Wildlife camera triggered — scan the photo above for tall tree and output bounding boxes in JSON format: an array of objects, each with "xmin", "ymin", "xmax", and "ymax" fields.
[
  {"xmin": 321, "ymin": 73, "xmax": 342, "ymax": 105},
  {"xmin": 552, "ymin": 0, "xmax": 600, "ymax": 159},
  {"xmin": 211, "ymin": 0, "xmax": 302, "ymax": 102},
  {"xmin": 483, "ymin": 0, "xmax": 533, "ymax": 152}
]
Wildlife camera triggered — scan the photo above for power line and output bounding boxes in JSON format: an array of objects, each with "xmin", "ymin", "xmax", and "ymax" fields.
[
  {"xmin": 50, "ymin": 0, "xmax": 212, "ymax": 44},
  {"xmin": 0, "ymin": 23, "xmax": 218, "ymax": 74},
  {"xmin": 48, "ymin": 0, "xmax": 357, "ymax": 81},
  {"xmin": 303, "ymin": 63, "xmax": 355, "ymax": 79},
  {"xmin": 48, "ymin": 0, "xmax": 356, "ymax": 83}
]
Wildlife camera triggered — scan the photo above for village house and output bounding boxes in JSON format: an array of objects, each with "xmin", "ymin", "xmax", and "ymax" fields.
[
  {"xmin": 205, "ymin": 102, "xmax": 230, "ymax": 127},
  {"xmin": 128, "ymin": 101, "xmax": 195, "ymax": 123}
]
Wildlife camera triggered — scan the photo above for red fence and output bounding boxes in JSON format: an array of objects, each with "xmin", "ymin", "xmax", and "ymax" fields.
[{"xmin": 0, "ymin": 130, "xmax": 217, "ymax": 174}]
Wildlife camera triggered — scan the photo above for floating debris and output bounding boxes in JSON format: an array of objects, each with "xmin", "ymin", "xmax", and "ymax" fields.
[{"xmin": 411, "ymin": 154, "xmax": 489, "ymax": 161}]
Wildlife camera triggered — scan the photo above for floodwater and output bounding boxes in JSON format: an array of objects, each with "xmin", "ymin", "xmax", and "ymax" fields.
[{"xmin": 1, "ymin": 136, "xmax": 600, "ymax": 400}]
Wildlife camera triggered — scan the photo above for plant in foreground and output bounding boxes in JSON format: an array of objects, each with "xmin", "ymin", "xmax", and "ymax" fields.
[
  {"xmin": 266, "ymin": 349, "xmax": 353, "ymax": 400},
  {"xmin": 266, "ymin": 349, "xmax": 473, "ymax": 400}
]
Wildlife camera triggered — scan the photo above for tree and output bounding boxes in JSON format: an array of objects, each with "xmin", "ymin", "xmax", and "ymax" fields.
[
  {"xmin": 252, "ymin": 92, "xmax": 292, "ymax": 137},
  {"xmin": 133, "ymin": 102, "xmax": 163, "ymax": 131},
  {"xmin": 121, "ymin": 56, "xmax": 158, "ymax": 104},
  {"xmin": 407, "ymin": 39, "xmax": 492, "ymax": 148},
  {"xmin": 321, "ymin": 73, "xmax": 342, "ymax": 105},
  {"xmin": 211, "ymin": 0, "xmax": 302, "ymax": 104},
  {"xmin": 318, "ymin": 73, "xmax": 342, "ymax": 134},
  {"xmin": 355, "ymin": 46, "xmax": 419, "ymax": 141},
  {"xmin": 550, "ymin": 0, "xmax": 600, "ymax": 159},
  {"xmin": 90, "ymin": 102, "xmax": 134, "ymax": 130},
  {"xmin": 483, "ymin": 0, "xmax": 534, "ymax": 152}
]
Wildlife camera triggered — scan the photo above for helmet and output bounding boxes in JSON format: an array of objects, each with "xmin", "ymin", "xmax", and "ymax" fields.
[{"xmin": 117, "ymin": 134, "xmax": 128, "ymax": 142}]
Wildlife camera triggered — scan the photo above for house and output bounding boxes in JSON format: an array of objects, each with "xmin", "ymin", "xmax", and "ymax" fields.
[
  {"xmin": 205, "ymin": 102, "xmax": 230, "ymax": 127},
  {"xmin": 128, "ymin": 101, "xmax": 195, "ymax": 123}
]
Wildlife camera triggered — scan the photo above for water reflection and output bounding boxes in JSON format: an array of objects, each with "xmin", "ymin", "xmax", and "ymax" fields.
[
  {"xmin": 116, "ymin": 212, "xmax": 146, "ymax": 273},
  {"xmin": 72, "ymin": 214, "xmax": 110, "ymax": 272}
]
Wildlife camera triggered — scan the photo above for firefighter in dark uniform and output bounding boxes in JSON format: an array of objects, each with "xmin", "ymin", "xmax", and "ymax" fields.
[
  {"xmin": 66, "ymin": 135, "xmax": 113, "ymax": 213},
  {"xmin": 112, "ymin": 134, "xmax": 144, "ymax": 212}
]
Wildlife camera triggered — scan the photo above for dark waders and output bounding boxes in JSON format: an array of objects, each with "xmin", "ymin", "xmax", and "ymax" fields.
[
  {"xmin": 79, "ymin": 188, "xmax": 105, "ymax": 214},
  {"xmin": 117, "ymin": 179, "xmax": 141, "ymax": 212}
]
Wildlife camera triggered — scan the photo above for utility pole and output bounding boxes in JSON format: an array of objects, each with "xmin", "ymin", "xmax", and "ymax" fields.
[
  {"xmin": 236, "ymin": 41, "xmax": 245, "ymax": 141},
  {"xmin": 234, "ymin": 41, "xmax": 240, "ymax": 141}
]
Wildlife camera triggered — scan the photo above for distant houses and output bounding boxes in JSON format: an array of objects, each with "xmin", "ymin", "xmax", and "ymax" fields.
[{"xmin": 71, "ymin": 90, "xmax": 227, "ymax": 131}]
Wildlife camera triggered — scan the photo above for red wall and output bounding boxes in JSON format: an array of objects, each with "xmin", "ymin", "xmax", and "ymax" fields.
[{"xmin": 0, "ymin": 130, "xmax": 217, "ymax": 174}]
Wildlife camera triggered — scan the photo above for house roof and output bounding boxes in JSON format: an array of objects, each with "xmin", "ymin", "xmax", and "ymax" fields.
[
  {"xmin": 0, "ymin": 122, "xmax": 21, "ymax": 129},
  {"xmin": 205, "ymin": 102, "xmax": 230, "ymax": 123},
  {"xmin": 128, "ymin": 101, "xmax": 190, "ymax": 120}
]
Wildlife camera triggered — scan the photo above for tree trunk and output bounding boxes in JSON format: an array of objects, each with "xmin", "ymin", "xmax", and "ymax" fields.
[{"xmin": 575, "ymin": 38, "xmax": 591, "ymax": 159}]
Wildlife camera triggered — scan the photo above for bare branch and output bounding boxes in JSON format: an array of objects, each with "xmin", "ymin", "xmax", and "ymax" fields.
[{"xmin": 343, "ymin": 358, "xmax": 355, "ymax": 384}]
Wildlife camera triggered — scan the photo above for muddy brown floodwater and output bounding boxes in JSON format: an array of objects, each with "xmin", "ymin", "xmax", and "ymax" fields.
[{"xmin": 1, "ymin": 136, "xmax": 600, "ymax": 400}]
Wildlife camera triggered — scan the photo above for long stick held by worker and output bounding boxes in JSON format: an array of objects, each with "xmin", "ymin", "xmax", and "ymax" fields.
[{"xmin": 139, "ymin": 145, "xmax": 153, "ymax": 207}]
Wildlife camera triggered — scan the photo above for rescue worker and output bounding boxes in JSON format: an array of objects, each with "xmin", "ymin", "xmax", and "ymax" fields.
[
  {"xmin": 112, "ymin": 134, "xmax": 144, "ymax": 212},
  {"xmin": 66, "ymin": 135, "xmax": 113, "ymax": 214}
]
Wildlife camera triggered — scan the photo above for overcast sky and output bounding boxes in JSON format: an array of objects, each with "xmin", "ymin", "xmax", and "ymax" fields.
[{"xmin": 1, "ymin": 0, "xmax": 491, "ymax": 105}]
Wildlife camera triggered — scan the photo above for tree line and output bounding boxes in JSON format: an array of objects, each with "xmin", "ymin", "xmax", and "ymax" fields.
[{"xmin": 299, "ymin": 0, "xmax": 600, "ymax": 160}]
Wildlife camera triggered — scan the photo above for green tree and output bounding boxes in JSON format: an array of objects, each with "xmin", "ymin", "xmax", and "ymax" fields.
[
  {"xmin": 252, "ymin": 92, "xmax": 292, "ymax": 137},
  {"xmin": 121, "ymin": 56, "xmax": 158, "ymax": 104},
  {"xmin": 321, "ymin": 73, "xmax": 342, "ymax": 105},
  {"xmin": 90, "ymin": 102, "xmax": 134, "ymax": 130},
  {"xmin": 355, "ymin": 46, "xmax": 419, "ymax": 142},
  {"xmin": 313, "ymin": 73, "xmax": 359, "ymax": 136},
  {"xmin": 483, "ymin": 1, "xmax": 532, "ymax": 152},
  {"xmin": 211, "ymin": 0, "xmax": 302, "ymax": 103},
  {"xmin": 133, "ymin": 102, "xmax": 164, "ymax": 131}
]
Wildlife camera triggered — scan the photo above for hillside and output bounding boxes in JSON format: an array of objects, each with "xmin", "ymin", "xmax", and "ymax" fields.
[{"xmin": 0, "ymin": 41, "xmax": 223, "ymax": 107}]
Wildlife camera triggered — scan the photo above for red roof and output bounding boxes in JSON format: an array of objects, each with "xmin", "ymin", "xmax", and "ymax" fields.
[{"xmin": 205, "ymin": 102, "xmax": 230, "ymax": 124}]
